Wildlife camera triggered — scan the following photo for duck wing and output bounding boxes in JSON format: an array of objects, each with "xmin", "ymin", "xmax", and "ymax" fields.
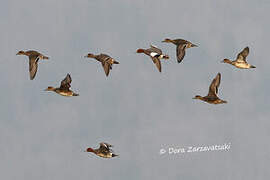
[
  {"xmin": 207, "ymin": 73, "xmax": 221, "ymax": 97},
  {"xmin": 60, "ymin": 74, "xmax": 72, "ymax": 90},
  {"xmin": 102, "ymin": 61, "xmax": 111, "ymax": 76},
  {"xmin": 176, "ymin": 44, "xmax": 186, "ymax": 63},
  {"xmin": 174, "ymin": 39, "xmax": 189, "ymax": 45},
  {"xmin": 236, "ymin": 47, "xmax": 249, "ymax": 63},
  {"xmin": 28, "ymin": 55, "xmax": 40, "ymax": 80},
  {"xmin": 99, "ymin": 142, "xmax": 113, "ymax": 151},
  {"xmin": 151, "ymin": 57, "xmax": 162, "ymax": 72},
  {"xmin": 149, "ymin": 45, "xmax": 162, "ymax": 54}
]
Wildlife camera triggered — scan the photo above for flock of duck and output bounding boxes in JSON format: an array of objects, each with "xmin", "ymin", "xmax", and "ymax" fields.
[{"xmin": 16, "ymin": 38, "xmax": 256, "ymax": 158}]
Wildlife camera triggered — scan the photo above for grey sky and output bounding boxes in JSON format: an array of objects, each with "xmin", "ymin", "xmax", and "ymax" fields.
[{"xmin": 0, "ymin": 0, "xmax": 269, "ymax": 179}]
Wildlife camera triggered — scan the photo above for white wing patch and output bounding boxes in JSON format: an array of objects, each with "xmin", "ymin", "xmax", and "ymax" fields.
[{"xmin": 150, "ymin": 52, "xmax": 158, "ymax": 57}]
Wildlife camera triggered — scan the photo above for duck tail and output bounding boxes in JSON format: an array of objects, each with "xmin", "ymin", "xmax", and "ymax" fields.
[
  {"xmin": 73, "ymin": 93, "xmax": 79, "ymax": 96},
  {"xmin": 250, "ymin": 65, "xmax": 256, "ymax": 68},
  {"xmin": 112, "ymin": 154, "xmax": 118, "ymax": 157},
  {"xmin": 113, "ymin": 60, "xmax": 120, "ymax": 64},
  {"xmin": 43, "ymin": 55, "xmax": 49, "ymax": 60},
  {"xmin": 136, "ymin": 49, "xmax": 145, "ymax": 53}
]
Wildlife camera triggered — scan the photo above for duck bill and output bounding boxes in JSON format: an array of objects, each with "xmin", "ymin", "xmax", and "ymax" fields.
[{"xmin": 191, "ymin": 44, "xmax": 198, "ymax": 47}]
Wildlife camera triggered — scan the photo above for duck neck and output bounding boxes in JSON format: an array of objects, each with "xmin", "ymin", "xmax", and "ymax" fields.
[{"xmin": 223, "ymin": 59, "xmax": 232, "ymax": 64}]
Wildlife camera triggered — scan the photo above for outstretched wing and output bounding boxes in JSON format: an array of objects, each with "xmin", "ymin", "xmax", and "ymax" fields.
[
  {"xmin": 28, "ymin": 55, "xmax": 39, "ymax": 80},
  {"xmin": 151, "ymin": 57, "xmax": 162, "ymax": 72},
  {"xmin": 207, "ymin": 73, "xmax": 221, "ymax": 97},
  {"xmin": 176, "ymin": 44, "xmax": 186, "ymax": 63},
  {"xmin": 102, "ymin": 62, "xmax": 111, "ymax": 76},
  {"xmin": 60, "ymin": 74, "xmax": 72, "ymax": 90},
  {"xmin": 236, "ymin": 47, "xmax": 249, "ymax": 63},
  {"xmin": 99, "ymin": 142, "xmax": 113, "ymax": 151},
  {"xmin": 149, "ymin": 44, "xmax": 162, "ymax": 54}
]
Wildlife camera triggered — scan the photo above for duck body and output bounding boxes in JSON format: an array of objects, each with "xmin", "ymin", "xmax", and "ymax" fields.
[
  {"xmin": 86, "ymin": 142, "xmax": 118, "ymax": 158},
  {"xmin": 16, "ymin": 50, "xmax": 49, "ymax": 80},
  {"xmin": 45, "ymin": 74, "xmax": 79, "ymax": 97},
  {"xmin": 85, "ymin": 53, "xmax": 119, "ymax": 77},
  {"xmin": 194, "ymin": 95, "xmax": 227, "ymax": 104},
  {"xmin": 95, "ymin": 151, "xmax": 117, "ymax": 158},
  {"xmin": 223, "ymin": 59, "xmax": 255, "ymax": 69},
  {"xmin": 193, "ymin": 73, "xmax": 227, "ymax": 105},
  {"xmin": 162, "ymin": 38, "xmax": 197, "ymax": 63},
  {"xmin": 54, "ymin": 88, "xmax": 78, "ymax": 97},
  {"xmin": 222, "ymin": 47, "xmax": 256, "ymax": 69},
  {"xmin": 136, "ymin": 45, "xmax": 169, "ymax": 72}
]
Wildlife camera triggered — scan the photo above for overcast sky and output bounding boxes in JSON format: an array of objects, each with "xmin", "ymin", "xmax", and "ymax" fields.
[{"xmin": 0, "ymin": 0, "xmax": 270, "ymax": 179}]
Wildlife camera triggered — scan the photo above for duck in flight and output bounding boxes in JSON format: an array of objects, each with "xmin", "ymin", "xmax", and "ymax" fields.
[
  {"xmin": 136, "ymin": 44, "xmax": 169, "ymax": 72},
  {"xmin": 162, "ymin": 38, "xmax": 197, "ymax": 63},
  {"xmin": 193, "ymin": 73, "xmax": 227, "ymax": 104},
  {"xmin": 222, "ymin": 47, "xmax": 255, "ymax": 69},
  {"xmin": 44, "ymin": 74, "xmax": 79, "ymax": 97},
  {"xmin": 85, "ymin": 142, "xmax": 118, "ymax": 158},
  {"xmin": 84, "ymin": 53, "xmax": 119, "ymax": 77},
  {"xmin": 16, "ymin": 50, "xmax": 49, "ymax": 80}
]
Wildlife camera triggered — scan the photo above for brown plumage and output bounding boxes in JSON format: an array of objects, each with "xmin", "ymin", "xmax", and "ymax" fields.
[
  {"xmin": 16, "ymin": 50, "xmax": 49, "ymax": 80},
  {"xmin": 45, "ymin": 74, "xmax": 79, "ymax": 97},
  {"xmin": 136, "ymin": 45, "xmax": 169, "ymax": 72},
  {"xmin": 162, "ymin": 38, "xmax": 197, "ymax": 63},
  {"xmin": 222, "ymin": 47, "xmax": 256, "ymax": 69},
  {"xmin": 85, "ymin": 142, "xmax": 118, "ymax": 158},
  {"xmin": 193, "ymin": 73, "xmax": 227, "ymax": 104},
  {"xmin": 84, "ymin": 53, "xmax": 119, "ymax": 77}
]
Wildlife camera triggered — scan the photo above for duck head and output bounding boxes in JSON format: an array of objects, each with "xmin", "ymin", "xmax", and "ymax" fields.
[
  {"xmin": 16, "ymin": 51, "xmax": 25, "ymax": 55},
  {"xmin": 162, "ymin": 38, "xmax": 174, "ymax": 43},
  {"xmin": 221, "ymin": 59, "xmax": 232, "ymax": 64},
  {"xmin": 193, "ymin": 95, "xmax": 203, "ymax": 100},
  {"xmin": 84, "ymin": 53, "xmax": 96, "ymax": 58},
  {"xmin": 85, "ymin": 147, "xmax": 95, "ymax": 153},
  {"xmin": 44, "ymin": 86, "xmax": 55, "ymax": 91}
]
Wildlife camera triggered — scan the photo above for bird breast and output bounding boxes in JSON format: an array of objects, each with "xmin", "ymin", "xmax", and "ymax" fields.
[{"xmin": 234, "ymin": 62, "xmax": 250, "ymax": 69}]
